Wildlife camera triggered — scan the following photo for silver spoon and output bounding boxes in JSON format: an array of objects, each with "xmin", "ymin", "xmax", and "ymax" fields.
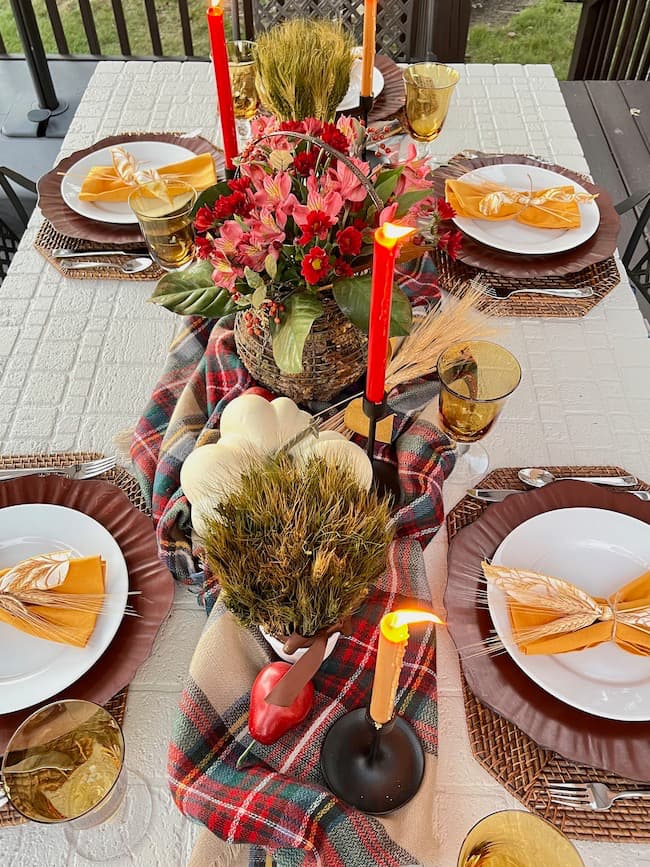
[
  {"xmin": 63, "ymin": 257, "xmax": 154, "ymax": 274},
  {"xmin": 519, "ymin": 467, "xmax": 638, "ymax": 488}
]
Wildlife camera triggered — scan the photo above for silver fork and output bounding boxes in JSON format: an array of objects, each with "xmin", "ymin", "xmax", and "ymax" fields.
[
  {"xmin": 0, "ymin": 456, "xmax": 116, "ymax": 482},
  {"xmin": 481, "ymin": 284, "xmax": 594, "ymax": 300},
  {"xmin": 548, "ymin": 781, "xmax": 650, "ymax": 811}
]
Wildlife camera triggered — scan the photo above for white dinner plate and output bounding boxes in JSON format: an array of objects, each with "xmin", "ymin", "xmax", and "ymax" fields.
[
  {"xmin": 452, "ymin": 164, "xmax": 601, "ymax": 255},
  {"xmin": 0, "ymin": 504, "xmax": 128, "ymax": 713},
  {"xmin": 337, "ymin": 60, "xmax": 384, "ymax": 113},
  {"xmin": 487, "ymin": 508, "xmax": 650, "ymax": 721},
  {"xmin": 60, "ymin": 140, "xmax": 197, "ymax": 225}
]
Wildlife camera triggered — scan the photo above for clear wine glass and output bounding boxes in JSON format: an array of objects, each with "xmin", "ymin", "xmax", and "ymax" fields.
[
  {"xmin": 0, "ymin": 699, "xmax": 152, "ymax": 862},
  {"xmin": 402, "ymin": 62, "xmax": 459, "ymax": 162},
  {"xmin": 436, "ymin": 340, "xmax": 521, "ymax": 483},
  {"xmin": 227, "ymin": 40, "xmax": 258, "ymax": 147}
]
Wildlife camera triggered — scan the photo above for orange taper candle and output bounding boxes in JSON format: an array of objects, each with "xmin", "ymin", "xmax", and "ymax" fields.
[
  {"xmin": 369, "ymin": 609, "xmax": 444, "ymax": 725},
  {"xmin": 360, "ymin": 0, "xmax": 378, "ymax": 99},
  {"xmin": 207, "ymin": 0, "xmax": 239, "ymax": 172}
]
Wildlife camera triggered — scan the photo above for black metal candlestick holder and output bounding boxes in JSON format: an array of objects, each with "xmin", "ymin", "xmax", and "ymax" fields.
[
  {"xmin": 364, "ymin": 396, "xmax": 401, "ymax": 504},
  {"xmin": 320, "ymin": 708, "xmax": 425, "ymax": 814},
  {"xmin": 359, "ymin": 94, "xmax": 373, "ymax": 160}
]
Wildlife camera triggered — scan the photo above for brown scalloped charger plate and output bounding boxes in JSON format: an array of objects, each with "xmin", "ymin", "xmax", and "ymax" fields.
[
  {"xmin": 367, "ymin": 55, "xmax": 405, "ymax": 124},
  {"xmin": 0, "ymin": 474, "xmax": 174, "ymax": 752},
  {"xmin": 445, "ymin": 480, "xmax": 650, "ymax": 782},
  {"xmin": 431, "ymin": 153, "xmax": 620, "ymax": 278},
  {"xmin": 37, "ymin": 133, "xmax": 224, "ymax": 245}
]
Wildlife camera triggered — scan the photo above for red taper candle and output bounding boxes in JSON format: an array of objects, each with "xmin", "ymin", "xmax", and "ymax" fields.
[
  {"xmin": 207, "ymin": 0, "xmax": 239, "ymax": 172},
  {"xmin": 365, "ymin": 223, "xmax": 416, "ymax": 404}
]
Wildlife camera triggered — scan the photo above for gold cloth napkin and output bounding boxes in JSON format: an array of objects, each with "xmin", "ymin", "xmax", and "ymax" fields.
[
  {"xmin": 482, "ymin": 561, "xmax": 650, "ymax": 656},
  {"xmin": 79, "ymin": 148, "xmax": 217, "ymax": 202},
  {"xmin": 445, "ymin": 177, "xmax": 597, "ymax": 229},
  {"xmin": 0, "ymin": 552, "xmax": 106, "ymax": 647}
]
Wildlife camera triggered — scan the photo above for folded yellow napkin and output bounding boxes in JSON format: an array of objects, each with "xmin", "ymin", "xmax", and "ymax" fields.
[
  {"xmin": 0, "ymin": 552, "xmax": 106, "ymax": 648},
  {"xmin": 445, "ymin": 177, "xmax": 597, "ymax": 230},
  {"xmin": 79, "ymin": 148, "xmax": 217, "ymax": 202},
  {"xmin": 482, "ymin": 561, "xmax": 650, "ymax": 656}
]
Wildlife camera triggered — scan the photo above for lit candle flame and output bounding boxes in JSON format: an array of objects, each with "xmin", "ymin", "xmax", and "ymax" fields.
[
  {"xmin": 381, "ymin": 608, "xmax": 444, "ymax": 643},
  {"xmin": 209, "ymin": 0, "xmax": 222, "ymax": 12},
  {"xmin": 376, "ymin": 222, "xmax": 417, "ymax": 249}
]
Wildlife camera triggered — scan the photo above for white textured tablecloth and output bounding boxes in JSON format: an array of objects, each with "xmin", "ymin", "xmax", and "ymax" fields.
[{"xmin": 1, "ymin": 61, "xmax": 650, "ymax": 867}]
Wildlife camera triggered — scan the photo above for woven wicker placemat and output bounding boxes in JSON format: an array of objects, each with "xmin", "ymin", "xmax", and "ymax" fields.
[
  {"xmin": 446, "ymin": 465, "xmax": 650, "ymax": 843},
  {"xmin": 34, "ymin": 221, "xmax": 163, "ymax": 281},
  {"xmin": 0, "ymin": 451, "xmax": 147, "ymax": 828},
  {"xmin": 433, "ymin": 251, "xmax": 620, "ymax": 317}
]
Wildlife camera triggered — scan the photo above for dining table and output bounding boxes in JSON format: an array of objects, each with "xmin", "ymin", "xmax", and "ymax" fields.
[{"xmin": 1, "ymin": 58, "xmax": 650, "ymax": 867}]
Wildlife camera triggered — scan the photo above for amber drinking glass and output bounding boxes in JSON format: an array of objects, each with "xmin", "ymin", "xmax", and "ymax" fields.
[
  {"xmin": 458, "ymin": 810, "xmax": 584, "ymax": 866},
  {"xmin": 0, "ymin": 699, "xmax": 152, "ymax": 862},
  {"xmin": 128, "ymin": 179, "xmax": 196, "ymax": 271},
  {"xmin": 437, "ymin": 340, "xmax": 521, "ymax": 481},
  {"xmin": 403, "ymin": 62, "xmax": 459, "ymax": 160}
]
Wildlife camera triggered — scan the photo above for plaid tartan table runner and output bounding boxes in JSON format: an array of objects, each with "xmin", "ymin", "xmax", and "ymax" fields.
[
  {"xmin": 130, "ymin": 256, "xmax": 446, "ymax": 606},
  {"xmin": 170, "ymin": 537, "xmax": 445, "ymax": 867}
]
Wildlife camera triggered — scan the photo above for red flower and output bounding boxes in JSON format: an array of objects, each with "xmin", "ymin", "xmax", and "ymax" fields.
[
  {"xmin": 194, "ymin": 235, "xmax": 213, "ymax": 258},
  {"xmin": 319, "ymin": 123, "xmax": 349, "ymax": 155},
  {"xmin": 297, "ymin": 210, "xmax": 336, "ymax": 245},
  {"xmin": 301, "ymin": 246, "xmax": 330, "ymax": 285},
  {"xmin": 436, "ymin": 197, "xmax": 456, "ymax": 221},
  {"xmin": 212, "ymin": 190, "xmax": 253, "ymax": 221},
  {"xmin": 195, "ymin": 205, "xmax": 216, "ymax": 233},
  {"xmin": 280, "ymin": 120, "xmax": 306, "ymax": 133},
  {"xmin": 227, "ymin": 177, "xmax": 251, "ymax": 193},
  {"xmin": 334, "ymin": 258, "xmax": 353, "ymax": 278},
  {"xmin": 335, "ymin": 226, "xmax": 363, "ymax": 257},
  {"xmin": 293, "ymin": 150, "xmax": 318, "ymax": 176},
  {"xmin": 439, "ymin": 230, "xmax": 463, "ymax": 260}
]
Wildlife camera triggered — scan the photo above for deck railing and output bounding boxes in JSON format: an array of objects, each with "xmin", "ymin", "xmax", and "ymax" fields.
[{"xmin": 568, "ymin": 0, "xmax": 650, "ymax": 80}]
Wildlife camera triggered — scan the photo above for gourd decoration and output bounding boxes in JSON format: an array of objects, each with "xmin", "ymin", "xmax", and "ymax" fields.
[{"xmin": 180, "ymin": 394, "xmax": 373, "ymax": 538}]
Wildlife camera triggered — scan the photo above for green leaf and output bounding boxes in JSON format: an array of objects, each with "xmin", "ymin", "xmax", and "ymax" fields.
[
  {"xmin": 265, "ymin": 254, "xmax": 278, "ymax": 280},
  {"xmin": 272, "ymin": 293, "xmax": 323, "ymax": 374},
  {"xmin": 244, "ymin": 266, "xmax": 266, "ymax": 291},
  {"xmin": 332, "ymin": 274, "xmax": 412, "ymax": 336},
  {"xmin": 373, "ymin": 168, "xmax": 403, "ymax": 205},
  {"xmin": 251, "ymin": 285, "xmax": 266, "ymax": 308},
  {"xmin": 191, "ymin": 181, "xmax": 232, "ymax": 217},
  {"xmin": 394, "ymin": 188, "xmax": 434, "ymax": 218},
  {"xmin": 149, "ymin": 260, "xmax": 237, "ymax": 319}
]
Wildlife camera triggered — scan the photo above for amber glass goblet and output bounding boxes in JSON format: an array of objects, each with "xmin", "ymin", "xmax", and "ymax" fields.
[
  {"xmin": 403, "ymin": 62, "xmax": 459, "ymax": 161},
  {"xmin": 436, "ymin": 340, "xmax": 521, "ymax": 482},
  {"xmin": 129, "ymin": 179, "xmax": 197, "ymax": 271}
]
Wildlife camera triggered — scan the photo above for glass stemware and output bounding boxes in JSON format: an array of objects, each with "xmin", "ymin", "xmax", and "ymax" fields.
[
  {"xmin": 128, "ymin": 179, "xmax": 197, "ymax": 271},
  {"xmin": 402, "ymin": 62, "xmax": 459, "ymax": 162},
  {"xmin": 436, "ymin": 340, "xmax": 521, "ymax": 483},
  {"xmin": 0, "ymin": 699, "xmax": 152, "ymax": 862},
  {"xmin": 227, "ymin": 40, "xmax": 258, "ymax": 146}
]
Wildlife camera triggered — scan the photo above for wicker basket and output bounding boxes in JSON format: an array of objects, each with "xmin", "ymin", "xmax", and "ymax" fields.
[{"xmin": 234, "ymin": 289, "xmax": 367, "ymax": 403}]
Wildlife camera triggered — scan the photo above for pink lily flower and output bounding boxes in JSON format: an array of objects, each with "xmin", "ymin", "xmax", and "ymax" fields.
[
  {"xmin": 291, "ymin": 174, "xmax": 343, "ymax": 228},
  {"xmin": 253, "ymin": 171, "xmax": 293, "ymax": 209},
  {"xmin": 394, "ymin": 144, "xmax": 433, "ymax": 196},
  {"xmin": 324, "ymin": 158, "xmax": 370, "ymax": 203},
  {"xmin": 211, "ymin": 255, "xmax": 240, "ymax": 292},
  {"xmin": 211, "ymin": 220, "xmax": 245, "ymax": 257},
  {"xmin": 250, "ymin": 208, "xmax": 286, "ymax": 247}
]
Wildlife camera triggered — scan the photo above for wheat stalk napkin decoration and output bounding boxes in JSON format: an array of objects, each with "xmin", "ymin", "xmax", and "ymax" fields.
[{"xmin": 482, "ymin": 561, "xmax": 650, "ymax": 656}]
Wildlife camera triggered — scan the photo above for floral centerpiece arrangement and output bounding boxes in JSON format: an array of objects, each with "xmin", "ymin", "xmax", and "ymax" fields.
[{"xmin": 150, "ymin": 115, "xmax": 461, "ymax": 395}]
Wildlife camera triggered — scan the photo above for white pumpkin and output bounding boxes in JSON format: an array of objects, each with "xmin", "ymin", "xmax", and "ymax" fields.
[{"xmin": 181, "ymin": 394, "xmax": 373, "ymax": 538}]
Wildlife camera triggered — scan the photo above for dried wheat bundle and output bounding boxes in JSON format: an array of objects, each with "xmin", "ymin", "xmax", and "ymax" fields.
[
  {"xmin": 254, "ymin": 19, "xmax": 354, "ymax": 121},
  {"xmin": 319, "ymin": 284, "xmax": 499, "ymax": 435}
]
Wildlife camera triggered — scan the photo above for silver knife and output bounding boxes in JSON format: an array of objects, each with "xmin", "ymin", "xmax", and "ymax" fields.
[
  {"xmin": 467, "ymin": 488, "xmax": 523, "ymax": 502},
  {"xmin": 467, "ymin": 488, "xmax": 650, "ymax": 502}
]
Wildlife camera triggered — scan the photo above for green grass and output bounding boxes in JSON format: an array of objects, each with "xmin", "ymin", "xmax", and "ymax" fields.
[
  {"xmin": 1, "ymin": 0, "xmax": 578, "ymax": 78},
  {"xmin": 0, "ymin": 0, "xmax": 211, "ymax": 57},
  {"xmin": 467, "ymin": 0, "xmax": 581, "ymax": 80}
]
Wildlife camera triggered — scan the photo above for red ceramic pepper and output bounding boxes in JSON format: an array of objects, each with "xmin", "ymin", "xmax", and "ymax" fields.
[{"xmin": 236, "ymin": 661, "xmax": 314, "ymax": 768}]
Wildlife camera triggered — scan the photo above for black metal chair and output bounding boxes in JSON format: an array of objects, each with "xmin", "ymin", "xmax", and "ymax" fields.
[
  {"xmin": 616, "ymin": 190, "xmax": 650, "ymax": 306},
  {"xmin": 0, "ymin": 167, "xmax": 37, "ymax": 286},
  {"xmin": 238, "ymin": 0, "xmax": 471, "ymax": 63}
]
